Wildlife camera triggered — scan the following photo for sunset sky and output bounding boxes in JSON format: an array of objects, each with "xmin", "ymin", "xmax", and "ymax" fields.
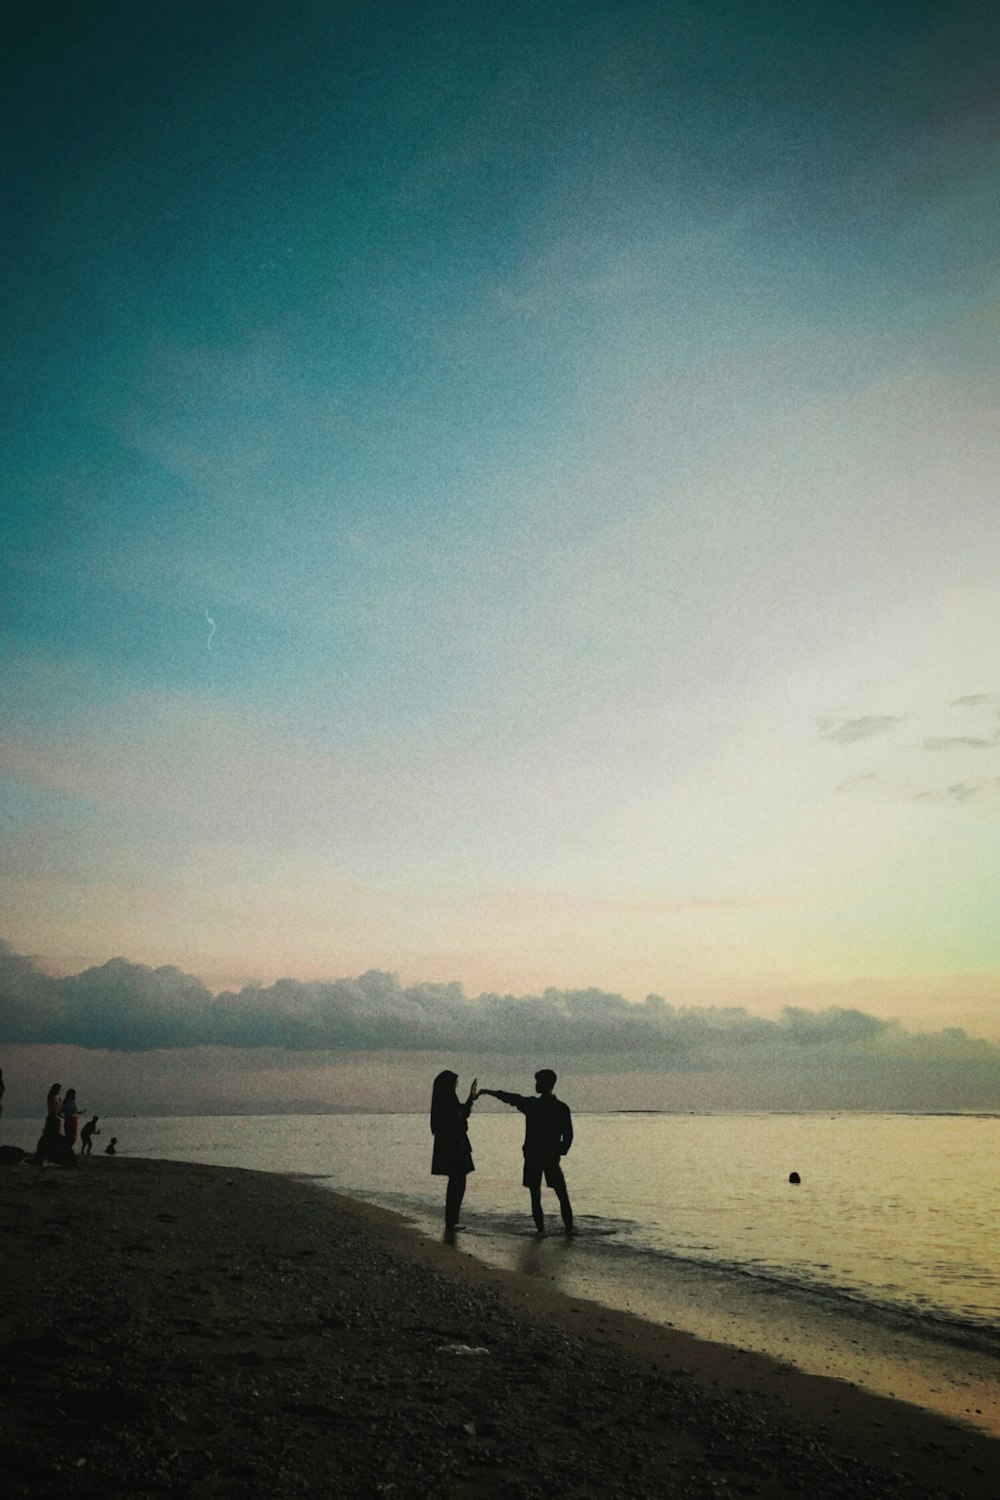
[{"xmin": 3, "ymin": 0, "xmax": 1000, "ymax": 1075}]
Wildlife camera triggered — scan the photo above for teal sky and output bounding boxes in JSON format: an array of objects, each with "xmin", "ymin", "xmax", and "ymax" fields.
[{"xmin": 3, "ymin": 1, "xmax": 1000, "ymax": 1035}]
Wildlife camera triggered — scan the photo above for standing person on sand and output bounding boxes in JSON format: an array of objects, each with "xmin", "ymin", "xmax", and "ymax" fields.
[
  {"xmin": 61, "ymin": 1088, "xmax": 81, "ymax": 1150},
  {"xmin": 430, "ymin": 1072, "xmax": 478, "ymax": 1234},
  {"xmin": 80, "ymin": 1115, "xmax": 101, "ymax": 1155},
  {"xmin": 36, "ymin": 1083, "xmax": 76, "ymax": 1167},
  {"xmin": 44, "ymin": 1082, "xmax": 64, "ymax": 1152},
  {"xmin": 478, "ymin": 1070, "xmax": 573, "ymax": 1236}
]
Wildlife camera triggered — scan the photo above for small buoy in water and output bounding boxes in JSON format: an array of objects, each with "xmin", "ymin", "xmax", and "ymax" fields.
[{"xmin": 788, "ymin": 1171, "xmax": 801, "ymax": 1184}]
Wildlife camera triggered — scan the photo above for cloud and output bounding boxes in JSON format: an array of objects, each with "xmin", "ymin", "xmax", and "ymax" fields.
[
  {"xmin": 834, "ymin": 772, "xmax": 880, "ymax": 794},
  {"xmin": 778, "ymin": 1006, "xmax": 892, "ymax": 1046},
  {"xmin": 1, "ymin": 942, "xmax": 994, "ymax": 1081},
  {"xmin": 821, "ymin": 695, "xmax": 1000, "ymax": 805},
  {"xmin": 0, "ymin": 942, "xmax": 214, "ymax": 1049},
  {"xmin": 921, "ymin": 734, "xmax": 999, "ymax": 750},
  {"xmin": 912, "ymin": 780, "xmax": 998, "ymax": 804},
  {"xmin": 837, "ymin": 769, "xmax": 1000, "ymax": 807},
  {"xmin": 817, "ymin": 715, "xmax": 903, "ymax": 744}
]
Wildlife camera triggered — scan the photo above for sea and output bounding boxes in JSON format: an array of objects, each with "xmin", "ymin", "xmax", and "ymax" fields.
[{"xmin": 97, "ymin": 1111, "xmax": 1000, "ymax": 1434}]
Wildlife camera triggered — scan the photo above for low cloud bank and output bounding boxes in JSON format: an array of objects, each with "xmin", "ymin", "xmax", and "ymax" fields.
[{"xmin": 1, "ymin": 941, "xmax": 993, "ymax": 1073}]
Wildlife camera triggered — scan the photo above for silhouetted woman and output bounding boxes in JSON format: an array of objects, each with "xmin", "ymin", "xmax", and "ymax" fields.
[{"xmin": 430, "ymin": 1071, "xmax": 477, "ymax": 1232}]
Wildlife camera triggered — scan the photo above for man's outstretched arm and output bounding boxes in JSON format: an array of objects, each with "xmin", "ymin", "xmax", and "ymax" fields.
[{"xmin": 477, "ymin": 1088, "xmax": 526, "ymax": 1107}]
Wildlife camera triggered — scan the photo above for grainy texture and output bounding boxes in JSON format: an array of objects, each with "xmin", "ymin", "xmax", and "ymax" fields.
[{"xmin": 0, "ymin": 1156, "xmax": 996, "ymax": 1499}]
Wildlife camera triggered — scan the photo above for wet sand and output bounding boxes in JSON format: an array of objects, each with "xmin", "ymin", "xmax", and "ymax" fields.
[{"xmin": 1, "ymin": 1155, "xmax": 997, "ymax": 1499}]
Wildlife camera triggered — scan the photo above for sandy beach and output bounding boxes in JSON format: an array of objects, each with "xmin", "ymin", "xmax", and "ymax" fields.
[{"xmin": 1, "ymin": 1155, "xmax": 997, "ymax": 1500}]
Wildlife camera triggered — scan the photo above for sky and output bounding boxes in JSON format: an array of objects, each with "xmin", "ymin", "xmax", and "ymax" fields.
[{"xmin": 2, "ymin": 1, "xmax": 1000, "ymax": 1111}]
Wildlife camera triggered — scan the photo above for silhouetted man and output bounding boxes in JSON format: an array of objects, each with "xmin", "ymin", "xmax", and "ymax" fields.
[{"xmin": 478, "ymin": 1070, "xmax": 573, "ymax": 1235}]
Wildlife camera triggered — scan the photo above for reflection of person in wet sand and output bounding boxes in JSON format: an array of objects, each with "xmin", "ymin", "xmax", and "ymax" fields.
[
  {"xmin": 478, "ymin": 1070, "xmax": 573, "ymax": 1235},
  {"xmin": 430, "ymin": 1072, "xmax": 477, "ymax": 1233}
]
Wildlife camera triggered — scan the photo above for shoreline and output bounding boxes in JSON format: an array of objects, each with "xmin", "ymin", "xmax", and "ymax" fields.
[
  {"xmin": 1, "ymin": 1155, "xmax": 997, "ymax": 1499},
  {"xmin": 371, "ymin": 1194, "xmax": 1000, "ymax": 1440},
  {"xmin": 325, "ymin": 1188, "xmax": 1000, "ymax": 1484}
]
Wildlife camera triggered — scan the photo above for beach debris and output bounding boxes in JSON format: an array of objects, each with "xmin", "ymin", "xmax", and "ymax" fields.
[
  {"xmin": 436, "ymin": 1342, "xmax": 490, "ymax": 1356},
  {"xmin": 789, "ymin": 1171, "xmax": 801, "ymax": 1184}
]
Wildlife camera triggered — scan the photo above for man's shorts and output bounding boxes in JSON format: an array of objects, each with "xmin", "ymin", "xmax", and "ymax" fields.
[{"xmin": 522, "ymin": 1154, "xmax": 566, "ymax": 1191}]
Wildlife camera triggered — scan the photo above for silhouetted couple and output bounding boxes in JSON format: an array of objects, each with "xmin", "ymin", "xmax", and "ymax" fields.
[{"xmin": 430, "ymin": 1069, "xmax": 573, "ymax": 1237}]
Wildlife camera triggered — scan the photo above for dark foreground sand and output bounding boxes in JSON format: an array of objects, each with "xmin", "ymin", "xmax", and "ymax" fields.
[{"xmin": 1, "ymin": 1157, "xmax": 997, "ymax": 1500}]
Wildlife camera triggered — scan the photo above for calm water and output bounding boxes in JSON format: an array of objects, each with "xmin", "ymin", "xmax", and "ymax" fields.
[{"xmin": 107, "ymin": 1110, "xmax": 999, "ymax": 1338}]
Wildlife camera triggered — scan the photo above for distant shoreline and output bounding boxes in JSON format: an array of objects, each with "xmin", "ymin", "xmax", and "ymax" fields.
[{"xmin": 5, "ymin": 1106, "xmax": 1000, "ymax": 1119}]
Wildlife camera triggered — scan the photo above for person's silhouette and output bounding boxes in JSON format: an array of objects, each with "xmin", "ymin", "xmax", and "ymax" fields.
[
  {"xmin": 80, "ymin": 1116, "xmax": 101, "ymax": 1155},
  {"xmin": 430, "ymin": 1072, "xmax": 477, "ymax": 1233},
  {"xmin": 104, "ymin": 1137, "xmax": 117, "ymax": 1156},
  {"xmin": 61, "ymin": 1088, "xmax": 81, "ymax": 1149},
  {"xmin": 478, "ymin": 1070, "xmax": 573, "ymax": 1235},
  {"xmin": 35, "ymin": 1082, "xmax": 77, "ymax": 1167}
]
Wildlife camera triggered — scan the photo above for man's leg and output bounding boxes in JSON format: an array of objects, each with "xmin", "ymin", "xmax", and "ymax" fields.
[
  {"xmin": 548, "ymin": 1162, "xmax": 573, "ymax": 1232},
  {"xmin": 523, "ymin": 1159, "xmax": 545, "ymax": 1233}
]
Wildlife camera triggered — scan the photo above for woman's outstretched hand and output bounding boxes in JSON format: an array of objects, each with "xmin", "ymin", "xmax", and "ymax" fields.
[{"xmin": 467, "ymin": 1077, "xmax": 479, "ymax": 1103}]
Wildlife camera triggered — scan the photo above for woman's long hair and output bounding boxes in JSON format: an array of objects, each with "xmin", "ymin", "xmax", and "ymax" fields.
[{"xmin": 430, "ymin": 1070, "xmax": 459, "ymax": 1134}]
